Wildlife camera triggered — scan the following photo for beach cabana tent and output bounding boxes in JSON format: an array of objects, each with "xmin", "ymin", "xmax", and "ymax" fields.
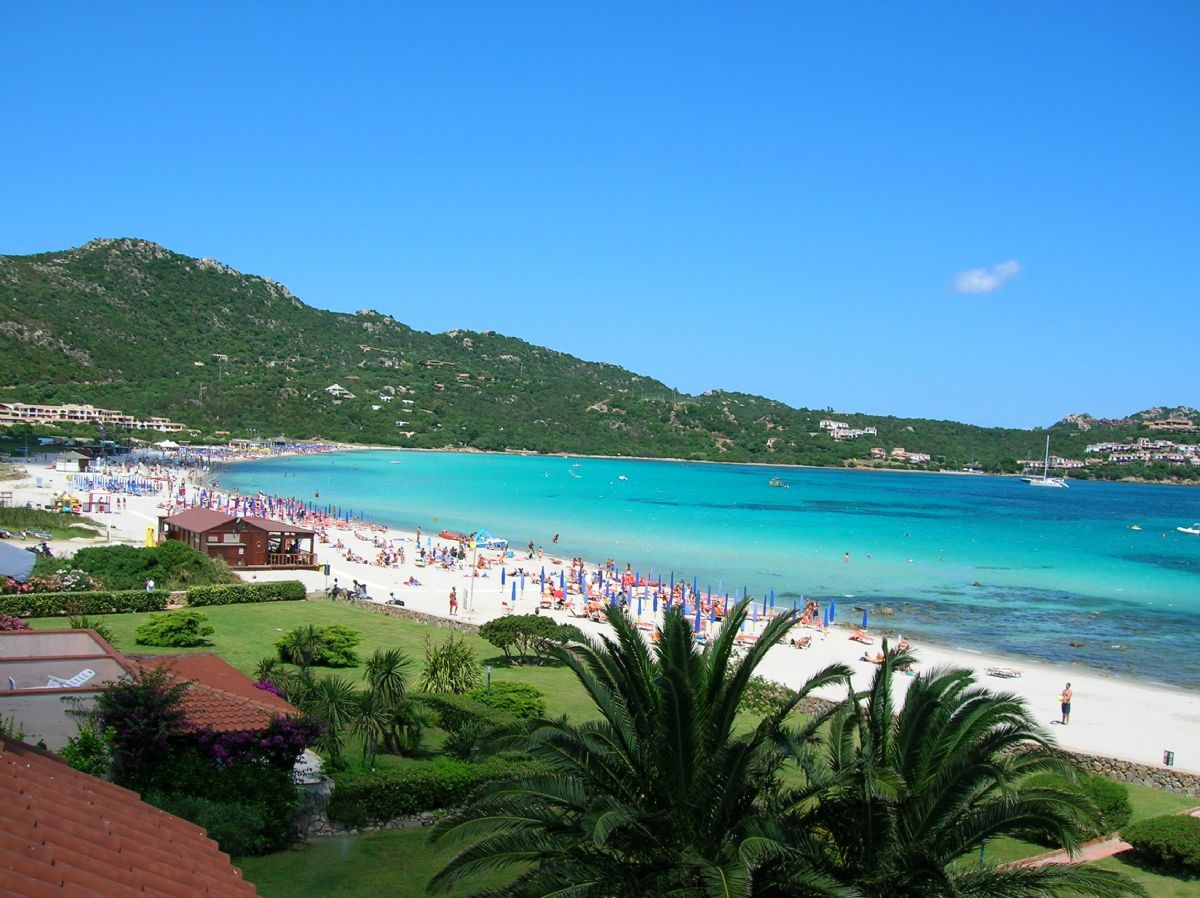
[{"xmin": 0, "ymin": 541, "xmax": 36, "ymax": 582}]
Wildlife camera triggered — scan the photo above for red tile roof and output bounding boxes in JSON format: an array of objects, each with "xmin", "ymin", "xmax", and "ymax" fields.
[
  {"xmin": 130, "ymin": 654, "xmax": 299, "ymax": 733},
  {"xmin": 0, "ymin": 734, "xmax": 258, "ymax": 897}
]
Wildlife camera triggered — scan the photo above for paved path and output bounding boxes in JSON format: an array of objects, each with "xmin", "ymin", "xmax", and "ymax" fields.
[{"xmin": 1016, "ymin": 806, "xmax": 1200, "ymax": 867}]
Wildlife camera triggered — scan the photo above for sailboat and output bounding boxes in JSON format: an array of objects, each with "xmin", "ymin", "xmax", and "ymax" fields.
[{"xmin": 1024, "ymin": 435, "xmax": 1068, "ymax": 488}]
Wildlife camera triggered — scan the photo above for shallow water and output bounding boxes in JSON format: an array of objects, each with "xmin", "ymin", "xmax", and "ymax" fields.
[{"xmin": 220, "ymin": 451, "xmax": 1200, "ymax": 687}]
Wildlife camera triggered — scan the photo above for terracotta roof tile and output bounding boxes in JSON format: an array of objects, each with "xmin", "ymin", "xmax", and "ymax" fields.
[
  {"xmin": 130, "ymin": 654, "xmax": 300, "ymax": 733},
  {"xmin": 158, "ymin": 507, "xmax": 237, "ymax": 532},
  {"xmin": 0, "ymin": 736, "xmax": 257, "ymax": 897}
]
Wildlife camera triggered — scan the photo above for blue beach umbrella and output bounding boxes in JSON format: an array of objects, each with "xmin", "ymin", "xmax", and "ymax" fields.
[
  {"xmin": 770, "ymin": 589, "xmax": 775, "ymax": 610},
  {"xmin": 500, "ymin": 568, "xmax": 506, "ymax": 585},
  {"xmin": 670, "ymin": 571, "xmax": 674, "ymax": 593},
  {"xmin": 692, "ymin": 576, "xmax": 698, "ymax": 596},
  {"xmin": 559, "ymin": 570, "xmax": 565, "ymax": 590},
  {"xmin": 520, "ymin": 571, "xmax": 525, "ymax": 593},
  {"xmin": 862, "ymin": 609, "xmax": 869, "ymax": 630},
  {"xmin": 511, "ymin": 582, "xmax": 516, "ymax": 603},
  {"xmin": 752, "ymin": 601, "xmax": 758, "ymax": 623},
  {"xmin": 791, "ymin": 598, "xmax": 798, "ymax": 612},
  {"xmin": 709, "ymin": 601, "xmax": 715, "ymax": 623},
  {"xmin": 829, "ymin": 599, "xmax": 836, "ymax": 621},
  {"xmin": 540, "ymin": 566, "xmax": 546, "ymax": 585},
  {"xmin": 653, "ymin": 590, "xmax": 659, "ymax": 612},
  {"xmin": 637, "ymin": 594, "xmax": 643, "ymax": 617},
  {"xmin": 693, "ymin": 601, "xmax": 701, "ymax": 632},
  {"xmin": 762, "ymin": 594, "xmax": 768, "ymax": 615}
]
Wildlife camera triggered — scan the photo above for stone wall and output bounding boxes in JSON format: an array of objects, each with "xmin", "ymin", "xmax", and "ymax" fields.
[
  {"xmin": 304, "ymin": 592, "xmax": 481, "ymax": 634},
  {"xmin": 1071, "ymin": 752, "xmax": 1200, "ymax": 797}
]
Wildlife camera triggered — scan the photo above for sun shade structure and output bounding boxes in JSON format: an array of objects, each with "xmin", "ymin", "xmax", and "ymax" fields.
[{"xmin": 0, "ymin": 541, "xmax": 36, "ymax": 581}]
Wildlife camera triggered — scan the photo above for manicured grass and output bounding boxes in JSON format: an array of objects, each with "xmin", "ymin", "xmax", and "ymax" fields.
[
  {"xmin": 1091, "ymin": 854, "xmax": 1200, "ymax": 898},
  {"xmin": 237, "ymin": 827, "xmax": 516, "ymax": 898},
  {"xmin": 28, "ymin": 598, "xmax": 594, "ymax": 720}
]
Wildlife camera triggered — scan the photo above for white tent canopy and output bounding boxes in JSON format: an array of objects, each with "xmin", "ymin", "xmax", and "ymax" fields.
[{"xmin": 155, "ymin": 440, "xmax": 180, "ymax": 449}]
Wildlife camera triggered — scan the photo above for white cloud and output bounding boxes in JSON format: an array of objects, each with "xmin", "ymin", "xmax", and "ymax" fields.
[{"xmin": 953, "ymin": 259, "xmax": 1022, "ymax": 294}]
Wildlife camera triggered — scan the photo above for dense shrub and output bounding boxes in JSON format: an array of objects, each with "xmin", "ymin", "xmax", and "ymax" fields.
[
  {"xmin": 20, "ymin": 568, "xmax": 103, "ymax": 594},
  {"xmin": 134, "ymin": 610, "xmax": 215, "ymax": 647},
  {"xmin": 467, "ymin": 680, "xmax": 546, "ymax": 719},
  {"xmin": 328, "ymin": 757, "xmax": 544, "ymax": 825},
  {"xmin": 60, "ymin": 727, "xmax": 112, "ymax": 779},
  {"xmin": 276, "ymin": 624, "xmax": 363, "ymax": 667},
  {"xmin": 65, "ymin": 541, "xmax": 237, "ymax": 591},
  {"xmin": 1121, "ymin": 815, "xmax": 1200, "ymax": 874},
  {"xmin": 146, "ymin": 791, "xmax": 271, "ymax": 858},
  {"xmin": 479, "ymin": 614, "xmax": 586, "ymax": 664},
  {"xmin": 742, "ymin": 675, "xmax": 794, "ymax": 716},
  {"xmin": 187, "ymin": 580, "xmax": 306, "ymax": 606},
  {"xmin": 0, "ymin": 589, "xmax": 168, "ymax": 617},
  {"xmin": 414, "ymin": 691, "xmax": 515, "ymax": 733},
  {"xmin": 418, "ymin": 632, "xmax": 483, "ymax": 694}
]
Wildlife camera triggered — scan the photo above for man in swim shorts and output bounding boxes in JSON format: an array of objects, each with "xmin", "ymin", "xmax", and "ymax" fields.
[{"xmin": 1060, "ymin": 682, "xmax": 1072, "ymax": 725}]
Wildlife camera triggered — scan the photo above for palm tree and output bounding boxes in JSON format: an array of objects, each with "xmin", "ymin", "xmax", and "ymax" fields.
[
  {"xmin": 782, "ymin": 649, "xmax": 1141, "ymax": 898},
  {"xmin": 279, "ymin": 624, "xmax": 323, "ymax": 669},
  {"xmin": 353, "ymin": 687, "xmax": 392, "ymax": 768},
  {"xmin": 305, "ymin": 674, "xmax": 360, "ymax": 764},
  {"xmin": 429, "ymin": 599, "xmax": 852, "ymax": 897}
]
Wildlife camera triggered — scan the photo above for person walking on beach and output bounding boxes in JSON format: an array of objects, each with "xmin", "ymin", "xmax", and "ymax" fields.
[
  {"xmin": 449, "ymin": 586, "xmax": 458, "ymax": 616},
  {"xmin": 1060, "ymin": 683, "xmax": 1073, "ymax": 725}
]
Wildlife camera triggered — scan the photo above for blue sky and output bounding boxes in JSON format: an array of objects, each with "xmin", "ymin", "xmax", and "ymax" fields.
[{"xmin": 4, "ymin": 3, "xmax": 1197, "ymax": 428}]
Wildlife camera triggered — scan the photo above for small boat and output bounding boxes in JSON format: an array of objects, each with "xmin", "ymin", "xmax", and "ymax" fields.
[
  {"xmin": 1130, "ymin": 524, "xmax": 1142, "ymax": 531},
  {"xmin": 1023, "ymin": 435, "xmax": 1068, "ymax": 488},
  {"xmin": 768, "ymin": 477, "xmax": 789, "ymax": 488},
  {"xmin": 1177, "ymin": 524, "xmax": 1200, "ymax": 536},
  {"xmin": 617, "ymin": 475, "xmax": 628, "ymax": 481}
]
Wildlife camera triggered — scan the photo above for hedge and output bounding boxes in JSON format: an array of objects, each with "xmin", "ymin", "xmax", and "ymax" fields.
[
  {"xmin": 413, "ymin": 691, "xmax": 516, "ymax": 732},
  {"xmin": 1121, "ymin": 814, "xmax": 1200, "ymax": 874},
  {"xmin": 185, "ymin": 581, "xmax": 306, "ymax": 606},
  {"xmin": 467, "ymin": 680, "xmax": 547, "ymax": 720},
  {"xmin": 0, "ymin": 590, "xmax": 169, "ymax": 617},
  {"xmin": 328, "ymin": 757, "xmax": 543, "ymax": 825}
]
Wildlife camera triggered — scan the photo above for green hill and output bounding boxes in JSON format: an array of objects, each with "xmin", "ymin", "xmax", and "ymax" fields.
[{"xmin": 1, "ymin": 238, "xmax": 1196, "ymax": 478}]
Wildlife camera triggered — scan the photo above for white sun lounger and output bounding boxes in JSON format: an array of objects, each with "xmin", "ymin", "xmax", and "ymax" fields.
[
  {"xmin": 986, "ymin": 666, "xmax": 1022, "ymax": 679},
  {"xmin": 45, "ymin": 668, "xmax": 96, "ymax": 689}
]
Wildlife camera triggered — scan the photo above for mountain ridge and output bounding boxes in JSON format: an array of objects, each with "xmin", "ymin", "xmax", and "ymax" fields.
[{"xmin": 2, "ymin": 238, "xmax": 1195, "ymax": 477}]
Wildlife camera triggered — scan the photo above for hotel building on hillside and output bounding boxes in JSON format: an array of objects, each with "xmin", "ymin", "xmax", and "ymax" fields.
[{"xmin": 0, "ymin": 401, "xmax": 185, "ymax": 432}]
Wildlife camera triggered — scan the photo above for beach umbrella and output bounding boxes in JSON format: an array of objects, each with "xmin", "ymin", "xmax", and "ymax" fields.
[
  {"xmin": 559, "ymin": 570, "xmax": 565, "ymax": 590},
  {"xmin": 791, "ymin": 598, "xmax": 798, "ymax": 612},
  {"xmin": 511, "ymin": 582, "xmax": 517, "ymax": 603},
  {"xmin": 653, "ymin": 591, "xmax": 659, "ymax": 612},
  {"xmin": 724, "ymin": 593, "xmax": 730, "ymax": 616},
  {"xmin": 762, "ymin": 594, "xmax": 768, "ymax": 615},
  {"xmin": 520, "ymin": 571, "xmax": 525, "ymax": 593},
  {"xmin": 500, "ymin": 568, "xmax": 506, "ymax": 585},
  {"xmin": 862, "ymin": 609, "xmax": 869, "ymax": 630},
  {"xmin": 692, "ymin": 576, "xmax": 697, "ymax": 596},
  {"xmin": 670, "ymin": 571, "xmax": 674, "ymax": 593},
  {"xmin": 770, "ymin": 589, "xmax": 775, "ymax": 610},
  {"xmin": 752, "ymin": 601, "xmax": 758, "ymax": 623},
  {"xmin": 693, "ymin": 601, "xmax": 701, "ymax": 632},
  {"xmin": 829, "ymin": 599, "xmax": 836, "ymax": 622},
  {"xmin": 709, "ymin": 601, "xmax": 716, "ymax": 623},
  {"xmin": 637, "ymin": 594, "xmax": 643, "ymax": 617},
  {"xmin": 540, "ymin": 566, "xmax": 545, "ymax": 586}
]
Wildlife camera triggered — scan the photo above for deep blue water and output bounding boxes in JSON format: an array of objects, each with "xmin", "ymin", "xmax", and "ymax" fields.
[{"xmin": 220, "ymin": 451, "xmax": 1200, "ymax": 687}]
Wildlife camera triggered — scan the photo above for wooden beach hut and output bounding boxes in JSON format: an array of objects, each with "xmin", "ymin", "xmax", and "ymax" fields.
[{"xmin": 158, "ymin": 508, "xmax": 316, "ymax": 570}]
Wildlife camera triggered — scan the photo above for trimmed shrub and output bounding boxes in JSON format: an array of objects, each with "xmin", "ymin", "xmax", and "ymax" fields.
[
  {"xmin": 467, "ymin": 680, "xmax": 546, "ymax": 720},
  {"xmin": 479, "ymin": 614, "xmax": 585, "ymax": 664},
  {"xmin": 134, "ymin": 610, "xmax": 215, "ymax": 647},
  {"xmin": 413, "ymin": 691, "xmax": 515, "ymax": 732},
  {"xmin": 66, "ymin": 542, "xmax": 237, "ymax": 591},
  {"xmin": 186, "ymin": 580, "xmax": 306, "ymax": 606},
  {"xmin": 0, "ymin": 589, "xmax": 168, "ymax": 617},
  {"xmin": 327, "ymin": 757, "xmax": 543, "ymax": 825},
  {"xmin": 742, "ymin": 675, "xmax": 794, "ymax": 716},
  {"xmin": 275, "ymin": 624, "xmax": 363, "ymax": 668},
  {"xmin": 146, "ymin": 791, "xmax": 271, "ymax": 858},
  {"xmin": 1121, "ymin": 814, "xmax": 1200, "ymax": 874}
]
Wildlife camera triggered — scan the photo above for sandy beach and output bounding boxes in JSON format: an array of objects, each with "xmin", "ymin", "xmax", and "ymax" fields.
[{"xmin": 7, "ymin": 455, "xmax": 1199, "ymax": 774}]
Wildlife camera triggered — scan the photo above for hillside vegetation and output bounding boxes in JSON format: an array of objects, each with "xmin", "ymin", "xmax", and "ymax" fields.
[{"xmin": 1, "ymin": 238, "xmax": 1196, "ymax": 475}]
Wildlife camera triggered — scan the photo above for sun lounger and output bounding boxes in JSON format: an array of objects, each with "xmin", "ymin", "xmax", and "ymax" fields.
[
  {"xmin": 849, "ymin": 630, "xmax": 873, "ymax": 645},
  {"xmin": 986, "ymin": 666, "xmax": 1022, "ymax": 679},
  {"xmin": 45, "ymin": 668, "xmax": 96, "ymax": 689}
]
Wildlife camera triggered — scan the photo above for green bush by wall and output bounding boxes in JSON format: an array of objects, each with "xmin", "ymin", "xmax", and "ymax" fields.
[
  {"xmin": 186, "ymin": 580, "xmax": 306, "ymax": 606},
  {"xmin": 0, "ymin": 589, "xmax": 169, "ymax": 617}
]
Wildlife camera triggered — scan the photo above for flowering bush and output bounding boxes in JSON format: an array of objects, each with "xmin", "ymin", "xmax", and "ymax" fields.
[
  {"xmin": 1, "ymin": 577, "xmax": 34, "ymax": 596},
  {"xmin": 23, "ymin": 569, "xmax": 104, "ymax": 594},
  {"xmin": 192, "ymin": 715, "xmax": 323, "ymax": 769},
  {"xmin": 255, "ymin": 679, "xmax": 284, "ymax": 697},
  {"xmin": 0, "ymin": 614, "xmax": 30, "ymax": 631}
]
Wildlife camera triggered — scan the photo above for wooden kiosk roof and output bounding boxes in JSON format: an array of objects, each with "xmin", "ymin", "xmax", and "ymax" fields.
[{"xmin": 159, "ymin": 508, "xmax": 312, "ymax": 536}]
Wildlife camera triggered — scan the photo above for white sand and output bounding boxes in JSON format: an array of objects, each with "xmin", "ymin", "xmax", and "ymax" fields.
[{"xmin": 8, "ymin": 456, "xmax": 1199, "ymax": 774}]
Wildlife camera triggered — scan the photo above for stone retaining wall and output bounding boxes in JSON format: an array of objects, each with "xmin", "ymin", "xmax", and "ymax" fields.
[
  {"xmin": 305, "ymin": 592, "xmax": 481, "ymax": 634},
  {"xmin": 1071, "ymin": 752, "xmax": 1200, "ymax": 796}
]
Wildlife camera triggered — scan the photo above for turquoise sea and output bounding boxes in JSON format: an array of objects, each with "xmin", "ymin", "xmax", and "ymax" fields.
[{"xmin": 220, "ymin": 451, "xmax": 1200, "ymax": 688}]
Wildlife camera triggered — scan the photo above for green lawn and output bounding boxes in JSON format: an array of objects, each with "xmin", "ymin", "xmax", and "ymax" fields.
[
  {"xmin": 237, "ymin": 827, "xmax": 516, "ymax": 898},
  {"xmin": 28, "ymin": 597, "xmax": 594, "ymax": 719},
  {"xmin": 1091, "ymin": 855, "xmax": 1200, "ymax": 898},
  {"xmin": 0, "ymin": 505, "xmax": 102, "ymax": 540}
]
